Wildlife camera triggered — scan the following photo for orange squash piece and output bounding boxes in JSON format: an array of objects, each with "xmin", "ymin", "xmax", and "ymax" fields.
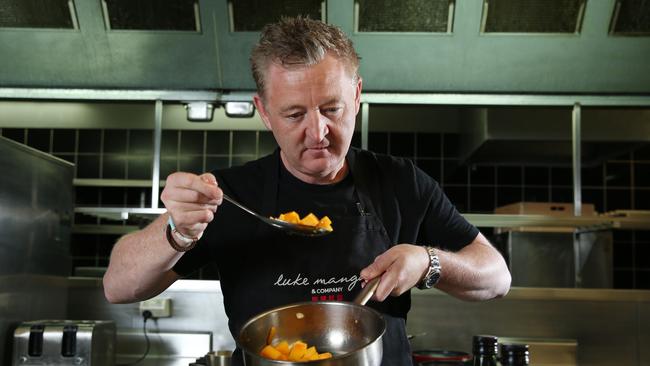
[
  {"xmin": 317, "ymin": 216, "xmax": 333, "ymax": 231},
  {"xmin": 283, "ymin": 211, "xmax": 301, "ymax": 224},
  {"xmin": 275, "ymin": 340, "xmax": 290, "ymax": 355},
  {"xmin": 260, "ymin": 345, "xmax": 282, "ymax": 360},
  {"xmin": 288, "ymin": 341, "xmax": 308, "ymax": 361},
  {"xmin": 301, "ymin": 346, "xmax": 318, "ymax": 361},
  {"xmin": 318, "ymin": 216, "xmax": 331, "ymax": 226},
  {"xmin": 318, "ymin": 352, "xmax": 333, "ymax": 360},
  {"xmin": 299, "ymin": 213, "xmax": 319, "ymax": 227}
]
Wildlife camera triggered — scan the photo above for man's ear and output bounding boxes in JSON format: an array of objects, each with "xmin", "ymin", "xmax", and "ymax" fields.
[
  {"xmin": 354, "ymin": 77, "xmax": 363, "ymax": 115},
  {"xmin": 253, "ymin": 94, "xmax": 272, "ymax": 131}
]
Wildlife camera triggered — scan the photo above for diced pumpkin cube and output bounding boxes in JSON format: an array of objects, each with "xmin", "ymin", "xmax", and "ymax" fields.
[
  {"xmin": 283, "ymin": 211, "xmax": 301, "ymax": 224},
  {"xmin": 299, "ymin": 213, "xmax": 319, "ymax": 227},
  {"xmin": 275, "ymin": 340, "xmax": 290, "ymax": 355},
  {"xmin": 317, "ymin": 217, "xmax": 333, "ymax": 231},
  {"xmin": 288, "ymin": 341, "xmax": 308, "ymax": 361},
  {"xmin": 291, "ymin": 341, "xmax": 307, "ymax": 350},
  {"xmin": 318, "ymin": 352, "xmax": 332, "ymax": 359},
  {"xmin": 301, "ymin": 346, "xmax": 318, "ymax": 360},
  {"xmin": 260, "ymin": 345, "xmax": 282, "ymax": 360},
  {"xmin": 318, "ymin": 216, "xmax": 332, "ymax": 226},
  {"xmin": 317, "ymin": 352, "xmax": 333, "ymax": 359}
]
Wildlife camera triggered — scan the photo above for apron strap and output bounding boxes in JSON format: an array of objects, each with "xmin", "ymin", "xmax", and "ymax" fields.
[{"xmin": 347, "ymin": 148, "xmax": 398, "ymax": 243}]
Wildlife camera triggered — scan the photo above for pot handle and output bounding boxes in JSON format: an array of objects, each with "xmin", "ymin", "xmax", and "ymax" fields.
[{"xmin": 353, "ymin": 277, "xmax": 380, "ymax": 306}]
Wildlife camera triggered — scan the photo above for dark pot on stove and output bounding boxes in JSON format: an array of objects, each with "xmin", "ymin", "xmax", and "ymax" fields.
[{"xmin": 413, "ymin": 349, "xmax": 472, "ymax": 365}]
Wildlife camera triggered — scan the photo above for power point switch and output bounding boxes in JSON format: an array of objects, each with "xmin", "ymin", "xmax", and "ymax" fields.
[{"xmin": 139, "ymin": 298, "xmax": 172, "ymax": 318}]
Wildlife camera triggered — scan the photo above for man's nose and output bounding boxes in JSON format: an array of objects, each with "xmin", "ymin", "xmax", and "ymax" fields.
[{"xmin": 305, "ymin": 111, "xmax": 328, "ymax": 142}]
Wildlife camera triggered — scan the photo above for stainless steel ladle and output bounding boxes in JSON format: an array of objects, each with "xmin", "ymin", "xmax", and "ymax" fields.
[{"xmin": 222, "ymin": 194, "xmax": 331, "ymax": 237}]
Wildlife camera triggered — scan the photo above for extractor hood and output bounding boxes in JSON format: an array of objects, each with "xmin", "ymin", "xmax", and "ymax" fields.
[
  {"xmin": 1, "ymin": 0, "xmax": 649, "ymax": 93},
  {"xmin": 460, "ymin": 107, "xmax": 650, "ymax": 166}
]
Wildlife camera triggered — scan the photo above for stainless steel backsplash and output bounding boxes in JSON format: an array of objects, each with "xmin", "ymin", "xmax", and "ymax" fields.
[
  {"xmin": 0, "ymin": 136, "xmax": 74, "ymax": 363},
  {"xmin": 67, "ymin": 278, "xmax": 236, "ymax": 362}
]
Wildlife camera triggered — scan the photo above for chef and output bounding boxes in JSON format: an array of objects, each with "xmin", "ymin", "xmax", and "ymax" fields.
[{"xmin": 103, "ymin": 17, "xmax": 511, "ymax": 366}]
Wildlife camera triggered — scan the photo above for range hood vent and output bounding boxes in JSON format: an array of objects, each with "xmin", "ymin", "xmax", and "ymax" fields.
[
  {"xmin": 0, "ymin": 0, "xmax": 77, "ymax": 29},
  {"xmin": 229, "ymin": 0, "xmax": 324, "ymax": 32},
  {"xmin": 460, "ymin": 107, "xmax": 650, "ymax": 166},
  {"xmin": 0, "ymin": 0, "xmax": 648, "ymax": 92},
  {"xmin": 610, "ymin": 0, "xmax": 650, "ymax": 35},
  {"xmin": 102, "ymin": 0, "xmax": 199, "ymax": 31},
  {"xmin": 356, "ymin": 0, "xmax": 454, "ymax": 33},
  {"xmin": 481, "ymin": 0, "xmax": 586, "ymax": 33}
]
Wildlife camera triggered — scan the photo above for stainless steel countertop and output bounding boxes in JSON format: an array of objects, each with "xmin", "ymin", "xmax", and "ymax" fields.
[{"xmin": 412, "ymin": 286, "xmax": 650, "ymax": 302}]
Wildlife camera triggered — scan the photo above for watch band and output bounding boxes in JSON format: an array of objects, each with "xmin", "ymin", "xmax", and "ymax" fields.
[
  {"xmin": 418, "ymin": 246, "xmax": 441, "ymax": 290},
  {"xmin": 165, "ymin": 216, "xmax": 199, "ymax": 252}
]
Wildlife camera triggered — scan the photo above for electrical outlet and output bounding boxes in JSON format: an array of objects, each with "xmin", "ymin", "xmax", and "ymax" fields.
[{"xmin": 139, "ymin": 298, "xmax": 172, "ymax": 318}]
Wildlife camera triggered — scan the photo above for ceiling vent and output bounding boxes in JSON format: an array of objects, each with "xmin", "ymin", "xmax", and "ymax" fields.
[
  {"xmin": 481, "ymin": 0, "xmax": 586, "ymax": 34},
  {"xmin": 460, "ymin": 107, "xmax": 650, "ymax": 166},
  {"xmin": 0, "ymin": 0, "xmax": 77, "ymax": 29},
  {"xmin": 355, "ymin": 0, "xmax": 454, "ymax": 33},
  {"xmin": 228, "ymin": 0, "xmax": 324, "ymax": 32},
  {"xmin": 102, "ymin": 0, "xmax": 200, "ymax": 31},
  {"xmin": 610, "ymin": 0, "xmax": 650, "ymax": 35}
]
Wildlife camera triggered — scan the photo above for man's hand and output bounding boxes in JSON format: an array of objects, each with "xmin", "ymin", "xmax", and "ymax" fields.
[
  {"xmin": 160, "ymin": 172, "xmax": 223, "ymax": 240},
  {"xmin": 359, "ymin": 244, "xmax": 430, "ymax": 302}
]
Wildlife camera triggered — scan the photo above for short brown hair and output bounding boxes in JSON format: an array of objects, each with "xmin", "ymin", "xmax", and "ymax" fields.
[{"xmin": 250, "ymin": 17, "xmax": 360, "ymax": 97}]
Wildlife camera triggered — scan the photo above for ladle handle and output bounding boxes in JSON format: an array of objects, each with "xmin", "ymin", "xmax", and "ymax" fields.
[{"xmin": 354, "ymin": 277, "xmax": 380, "ymax": 306}]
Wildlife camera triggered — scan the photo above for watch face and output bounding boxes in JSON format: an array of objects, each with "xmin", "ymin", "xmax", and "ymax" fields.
[{"xmin": 426, "ymin": 271, "xmax": 441, "ymax": 287}]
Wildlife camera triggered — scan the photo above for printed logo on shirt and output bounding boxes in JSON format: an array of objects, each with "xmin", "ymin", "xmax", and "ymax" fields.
[{"xmin": 273, "ymin": 272, "xmax": 363, "ymax": 302}]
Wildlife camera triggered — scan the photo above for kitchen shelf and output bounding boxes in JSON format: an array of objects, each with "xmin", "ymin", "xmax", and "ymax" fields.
[
  {"xmin": 75, "ymin": 207, "xmax": 166, "ymax": 221},
  {"xmin": 413, "ymin": 286, "xmax": 650, "ymax": 302},
  {"xmin": 72, "ymin": 207, "xmax": 650, "ymax": 234},
  {"xmin": 74, "ymin": 179, "xmax": 165, "ymax": 187},
  {"xmin": 464, "ymin": 213, "xmax": 650, "ymax": 230}
]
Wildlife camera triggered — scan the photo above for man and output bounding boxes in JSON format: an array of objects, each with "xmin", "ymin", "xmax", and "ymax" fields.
[{"xmin": 103, "ymin": 17, "xmax": 511, "ymax": 365}]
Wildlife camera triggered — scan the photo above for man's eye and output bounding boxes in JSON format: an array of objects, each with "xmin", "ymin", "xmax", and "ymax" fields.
[
  {"xmin": 285, "ymin": 112, "xmax": 304, "ymax": 120},
  {"xmin": 323, "ymin": 107, "xmax": 342, "ymax": 115}
]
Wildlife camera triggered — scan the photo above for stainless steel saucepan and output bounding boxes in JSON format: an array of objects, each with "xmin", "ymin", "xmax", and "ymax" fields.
[{"xmin": 239, "ymin": 278, "xmax": 385, "ymax": 366}]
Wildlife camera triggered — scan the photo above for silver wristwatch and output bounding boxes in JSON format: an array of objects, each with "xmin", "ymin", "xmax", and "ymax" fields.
[{"xmin": 417, "ymin": 246, "xmax": 441, "ymax": 289}]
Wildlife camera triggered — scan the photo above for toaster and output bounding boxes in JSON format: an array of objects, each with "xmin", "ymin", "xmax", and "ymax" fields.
[{"xmin": 12, "ymin": 320, "xmax": 115, "ymax": 366}]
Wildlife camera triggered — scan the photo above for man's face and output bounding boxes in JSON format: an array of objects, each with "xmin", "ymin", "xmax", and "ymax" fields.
[{"xmin": 253, "ymin": 53, "xmax": 362, "ymax": 184}]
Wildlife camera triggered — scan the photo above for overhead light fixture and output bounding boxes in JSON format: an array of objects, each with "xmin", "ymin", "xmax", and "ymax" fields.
[
  {"xmin": 224, "ymin": 102, "xmax": 255, "ymax": 118},
  {"xmin": 184, "ymin": 101, "xmax": 215, "ymax": 122}
]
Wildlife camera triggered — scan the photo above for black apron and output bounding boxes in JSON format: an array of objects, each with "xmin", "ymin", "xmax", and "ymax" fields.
[{"xmin": 228, "ymin": 150, "xmax": 413, "ymax": 366}]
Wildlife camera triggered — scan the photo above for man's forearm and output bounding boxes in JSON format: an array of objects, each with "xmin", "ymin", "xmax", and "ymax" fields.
[
  {"xmin": 103, "ymin": 214, "xmax": 182, "ymax": 304},
  {"xmin": 435, "ymin": 234, "xmax": 511, "ymax": 301}
]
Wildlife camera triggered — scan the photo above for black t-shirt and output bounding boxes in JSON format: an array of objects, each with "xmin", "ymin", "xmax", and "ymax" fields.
[
  {"xmin": 173, "ymin": 148, "xmax": 478, "ymax": 361},
  {"xmin": 174, "ymin": 148, "xmax": 477, "ymax": 277},
  {"xmin": 276, "ymin": 159, "xmax": 358, "ymax": 219}
]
